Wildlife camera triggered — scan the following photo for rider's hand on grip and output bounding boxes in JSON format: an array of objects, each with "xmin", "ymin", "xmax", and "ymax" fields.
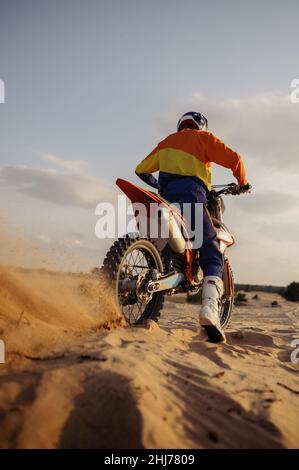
[
  {"xmin": 231, "ymin": 183, "xmax": 251, "ymax": 195},
  {"xmin": 239, "ymin": 183, "xmax": 252, "ymax": 193}
]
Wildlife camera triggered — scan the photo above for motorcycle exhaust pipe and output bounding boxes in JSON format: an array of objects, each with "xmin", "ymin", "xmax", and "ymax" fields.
[{"xmin": 147, "ymin": 271, "xmax": 185, "ymax": 293}]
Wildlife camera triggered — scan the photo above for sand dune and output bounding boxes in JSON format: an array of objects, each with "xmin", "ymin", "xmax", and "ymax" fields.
[{"xmin": 0, "ymin": 268, "xmax": 298, "ymax": 448}]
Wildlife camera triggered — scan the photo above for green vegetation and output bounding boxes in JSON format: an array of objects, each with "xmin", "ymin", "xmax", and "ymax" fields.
[
  {"xmin": 234, "ymin": 291, "xmax": 248, "ymax": 305},
  {"xmin": 280, "ymin": 282, "xmax": 299, "ymax": 302}
]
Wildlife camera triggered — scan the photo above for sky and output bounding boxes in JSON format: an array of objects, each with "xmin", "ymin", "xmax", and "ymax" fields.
[{"xmin": 0, "ymin": 0, "xmax": 299, "ymax": 284}]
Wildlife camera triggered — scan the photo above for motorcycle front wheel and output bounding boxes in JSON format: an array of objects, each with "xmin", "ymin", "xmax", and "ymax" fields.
[{"xmin": 220, "ymin": 259, "xmax": 234, "ymax": 329}]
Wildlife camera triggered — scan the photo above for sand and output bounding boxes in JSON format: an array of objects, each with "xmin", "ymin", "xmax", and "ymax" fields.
[{"xmin": 0, "ymin": 267, "xmax": 298, "ymax": 449}]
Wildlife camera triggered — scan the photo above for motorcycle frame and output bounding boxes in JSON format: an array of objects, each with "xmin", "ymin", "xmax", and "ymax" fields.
[{"xmin": 116, "ymin": 178, "xmax": 234, "ymax": 289}]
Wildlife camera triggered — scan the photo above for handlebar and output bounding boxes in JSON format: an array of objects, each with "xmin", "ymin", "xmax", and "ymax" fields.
[{"xmin": 211, "ymin": 183, "xmax": 252, "ymax": 197}]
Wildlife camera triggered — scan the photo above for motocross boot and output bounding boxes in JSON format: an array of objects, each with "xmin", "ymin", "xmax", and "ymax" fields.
[{"xmin": 200, "ymin": 276, "xmax": 226, "ymax": 343}]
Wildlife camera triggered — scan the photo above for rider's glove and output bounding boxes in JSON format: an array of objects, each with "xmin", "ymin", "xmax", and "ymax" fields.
[{"xmin": 239, "ymin": 183, "xmax": 252, "ymax": 193}]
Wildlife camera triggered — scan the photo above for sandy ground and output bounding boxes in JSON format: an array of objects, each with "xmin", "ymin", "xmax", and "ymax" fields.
[{"xmin": 0, "ymin": 267, "xmax": 298, "ymax": 449}]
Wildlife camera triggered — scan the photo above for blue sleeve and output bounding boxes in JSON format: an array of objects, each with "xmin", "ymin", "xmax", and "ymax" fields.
[{"xmin": 135, "ymin": 171, "xmax": 160, "ymax": 190}]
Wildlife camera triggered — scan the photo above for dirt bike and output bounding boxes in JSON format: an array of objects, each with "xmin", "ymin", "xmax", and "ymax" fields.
[{"xmin": 102, "ymin": 178, "xmax": 250, "ymax": 329}]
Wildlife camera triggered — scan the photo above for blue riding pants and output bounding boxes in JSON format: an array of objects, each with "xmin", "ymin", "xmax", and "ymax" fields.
[{"xmin": 159, "ymin": 173, "xmax": 224, "ymax": 278}]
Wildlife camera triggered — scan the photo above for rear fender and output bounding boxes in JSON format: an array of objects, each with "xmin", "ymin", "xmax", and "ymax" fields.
[
  {"xmin": 116, "ymin": 179, "xmax": 194, "ymax": 281},
  {"xmin": 216, "ymin": 222, "xmax": 234, "ymax": 253}
]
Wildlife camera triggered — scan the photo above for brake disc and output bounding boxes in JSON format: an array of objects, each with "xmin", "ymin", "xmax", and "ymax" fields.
[{"xmin": 136, "ymin": 270, "xmax": 154, "ymax": 304}]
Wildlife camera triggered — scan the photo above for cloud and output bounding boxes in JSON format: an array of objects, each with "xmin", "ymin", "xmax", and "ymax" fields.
[
  {"xmin": 156, "ymin": 90, "xmax": 299, "ymax": 283},
  {"xmin": 258, "ymin": 221, "xmax": 299, "ymax": 242},
  {"xmin": 40, "ymin": 153, "xmax": 87, "ymax": 173},
  {"xmin": 233, "ymin": 190, "xmax": 299, "ymax": 215},
  {"xmin": 36, "ymin": 234, "xmax": 52, "ymax": 244},
  {"xmin": 0, "ymin": 165, "xmax": 117, "ymax": 208},
  {"xmin": 36, "ymin": 234, "xmax": 83, "ymax": 247},
  {"xmin": 159, "ymin": 92, "xmax": 299, "ymax": 173},
  {"xmin": 65, "ymin": 232, "xmax": 85, "ymax": 240}
]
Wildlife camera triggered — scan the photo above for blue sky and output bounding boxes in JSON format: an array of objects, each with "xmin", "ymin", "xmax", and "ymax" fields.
[
  {"xmin": 0, "ymin": 0, "xmax": 299, "ymax": 284},
  {"xmin": 1, "ymin": 0, "xmax": 298, "ymax": 173}
]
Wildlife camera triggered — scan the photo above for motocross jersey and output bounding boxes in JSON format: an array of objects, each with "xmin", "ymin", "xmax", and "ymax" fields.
[{"xmin": 136, "ymin": 128, "xmax": 247, "ymax": 191}]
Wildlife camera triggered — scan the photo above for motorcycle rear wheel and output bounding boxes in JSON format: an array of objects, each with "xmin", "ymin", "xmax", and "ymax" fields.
[{"xmin": 101, "ymin": 235, "xmax": 165, "ymax": 325}]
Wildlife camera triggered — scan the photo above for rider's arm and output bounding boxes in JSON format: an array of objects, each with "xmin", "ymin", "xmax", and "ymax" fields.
[
  {"xmin": 135, "ymin": 171, "xmax": 160, "ymax": 190},
  {"xmin": 204, "ymin": 132, "xmax": 247, "ymax": 185},
  {"xmin": 135, "ymin": 146, "xmax": 161, "ymax": 190}
]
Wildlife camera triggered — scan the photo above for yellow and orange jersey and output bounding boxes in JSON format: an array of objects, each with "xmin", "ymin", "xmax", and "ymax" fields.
[{"xmin": 135, "ymin": 128, "xmax": 247, "ymax": 190}]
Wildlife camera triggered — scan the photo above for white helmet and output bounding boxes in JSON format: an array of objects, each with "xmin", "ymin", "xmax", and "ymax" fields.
[{"xmin": 177, "ymin": 111, "xmax": 208, "ymax": 132}]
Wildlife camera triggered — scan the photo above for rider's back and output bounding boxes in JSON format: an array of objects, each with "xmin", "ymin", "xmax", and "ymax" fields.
[{"xmin": 136, "ymin": 128, "xmax": 246, "ymax": 196}]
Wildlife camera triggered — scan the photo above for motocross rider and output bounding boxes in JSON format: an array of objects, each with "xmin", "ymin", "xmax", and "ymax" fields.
[{"xmin": 135, "ymin": 112, "xmax": 248, "ymax": 342}]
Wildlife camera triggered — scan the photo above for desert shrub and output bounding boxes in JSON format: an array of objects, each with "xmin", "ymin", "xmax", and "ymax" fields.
[
  {"xmin": 253, "ymin": 294, "xmax": 259, "ymax": 300},
  {"xmin": 235, "ymin": 291, "xmax": 248, "ymax": 304},
  {"xmin": 271, "ymin": 300, "xmax": 279, "ymax": 307},
  {"xmin": 280, "ymin": 282, "xmax": 299, "ymax": 302}
]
